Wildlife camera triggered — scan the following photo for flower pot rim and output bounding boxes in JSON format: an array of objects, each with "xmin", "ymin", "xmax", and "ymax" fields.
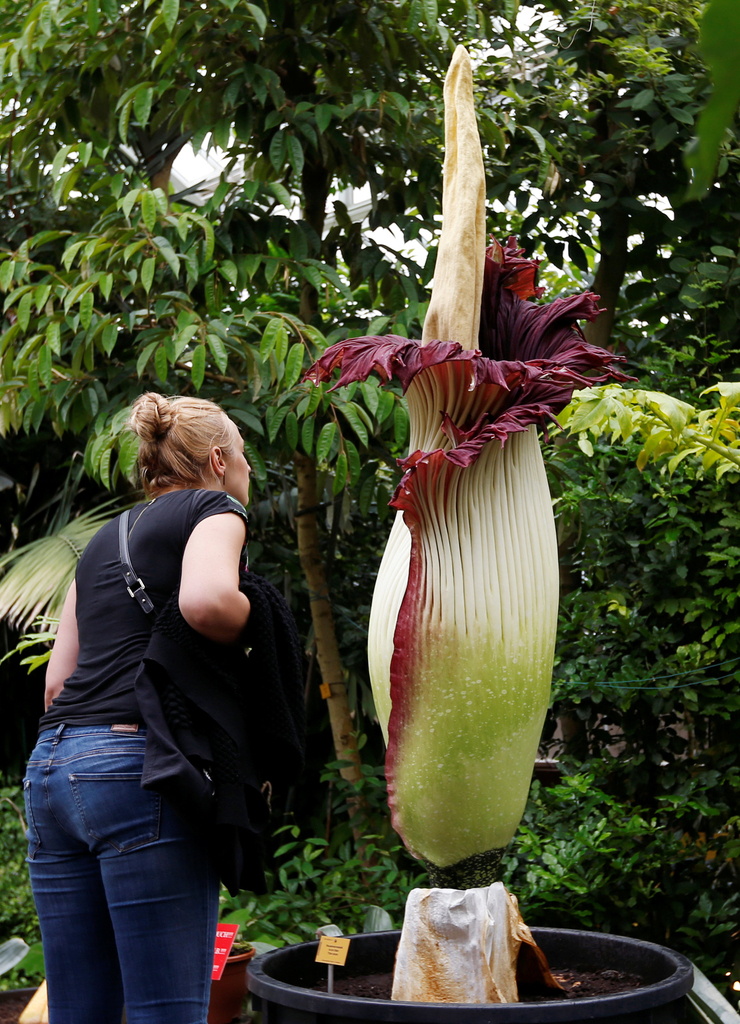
[
  {"xmin": 227, "ymin": 948, "xmax": 257, "ymax": 964},
  {"xmin": 248, "ymin": 927, "xmax": 694, "ymax": 1022}
]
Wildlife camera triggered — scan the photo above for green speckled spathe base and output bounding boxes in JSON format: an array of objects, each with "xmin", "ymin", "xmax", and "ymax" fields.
[{"xmin": 423, "ymin": 847, "xmax": 504, "ymax": 889}]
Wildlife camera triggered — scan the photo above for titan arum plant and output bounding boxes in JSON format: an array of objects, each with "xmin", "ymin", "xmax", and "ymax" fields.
[{"xmin": 309, "ymin": 46, "xmax": 628, "ymax": 1001}]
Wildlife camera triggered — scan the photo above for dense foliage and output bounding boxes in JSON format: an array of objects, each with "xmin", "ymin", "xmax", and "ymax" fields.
[{"xmin": 1, "ymin": 0, "xmax": 740, "ymax": 994}]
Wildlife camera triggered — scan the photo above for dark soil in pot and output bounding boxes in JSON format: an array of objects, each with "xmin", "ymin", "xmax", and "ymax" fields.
[
  {"xmin": 248, "ymin": 927, "xmax": 694, "ymax": 1023},
  {"xmin": 311, "ymin": 966, "xmax": 645, "ymax": 1001},
  {"xmin": 0, "ymin": 988, "xmax": 37, "ymax": 1024}
]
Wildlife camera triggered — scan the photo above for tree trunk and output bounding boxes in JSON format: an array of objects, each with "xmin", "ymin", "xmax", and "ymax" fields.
[
  {"xmin": 583, "ymin": 205, "xmax": 630, "ymax": 350},
  {"xmin": 293, "ymin": 452, "xmax": 363, "ymax": 788},
  {"xmin": 299, "ymin": 160, "xmax": 331, "ymax": 323}
]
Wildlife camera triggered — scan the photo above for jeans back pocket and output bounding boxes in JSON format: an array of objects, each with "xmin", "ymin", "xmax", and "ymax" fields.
[
  {"xmin": 22, "ymin": 779, "xmax": 41, "ymax": 861},
  {"xmin": 69, "ymin": 773, "xmax": 161, "ymax": 853}
]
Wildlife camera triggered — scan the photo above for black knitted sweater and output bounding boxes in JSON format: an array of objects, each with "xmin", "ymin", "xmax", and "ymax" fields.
[{"xmin": 134, "ymin": 571, "xmax": 305, "ymax": 895}]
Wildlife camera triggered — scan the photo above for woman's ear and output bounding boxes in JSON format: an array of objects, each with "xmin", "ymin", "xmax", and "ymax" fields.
[{"xmin": 209, "ymin": 445, "xmax": 226, "ymax": 482}]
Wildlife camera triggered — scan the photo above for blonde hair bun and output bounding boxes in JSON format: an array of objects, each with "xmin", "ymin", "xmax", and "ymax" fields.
[
  {"xmin": 129, "ymin": 392, "xmax": 174, "ymax": 443},
  {"xmin": 127, "ymin": 392, "xmax": 236, "ymax": 496}
]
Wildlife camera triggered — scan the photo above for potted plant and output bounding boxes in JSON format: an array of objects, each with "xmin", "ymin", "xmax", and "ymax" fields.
[
  {"xmin": 250, "ymin": 43, "xmax": 694, "ymax": 1018},
  {"xmin": 208, "ymin": 938, "xmax": 256, "ymax": 1024}
]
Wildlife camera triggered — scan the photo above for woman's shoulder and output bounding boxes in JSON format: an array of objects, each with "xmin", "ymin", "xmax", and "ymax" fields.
[{"xmin": 178, "ymin": 488, "xmax": 248, "ymax": 528}]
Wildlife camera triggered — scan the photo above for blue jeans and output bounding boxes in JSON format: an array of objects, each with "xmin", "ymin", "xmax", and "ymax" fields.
[{"xmin": 24, "ymin": 725, "xmax": 219, "ymax": 1024}]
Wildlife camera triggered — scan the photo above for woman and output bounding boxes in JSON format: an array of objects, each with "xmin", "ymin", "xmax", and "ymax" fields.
[{"xmin": 24, "ymin": 392, "xmax": 253, "ymax": 1024}]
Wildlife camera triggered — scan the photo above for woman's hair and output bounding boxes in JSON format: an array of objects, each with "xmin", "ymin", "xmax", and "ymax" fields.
[{"xmin": 128, "ymin": 393, "xmax": 235, "ymax": 496}]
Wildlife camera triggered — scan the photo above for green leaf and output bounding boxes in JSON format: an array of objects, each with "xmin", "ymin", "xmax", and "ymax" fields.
[
  {"xmin": 246, "ymin": 2, "xmax": 267, "ymax": 33},
  {"xmin": 260, "ymin": 317, "xmax": 285, "ymax": 360},
  {"xmin": 136, "ymin": 340, "xmax": 158, "ymax": 377},
  {"xmin": 285, "ymin": 410, "xmax": 298, "ymax": 451},
  {"xmin": 359, "ymin": 475, "xmax": 375, "ymax": 517},
  {"xmin": 685, "ymin": 0, "xmax": 740, "ymax": 198},
  {"xmin": 301, "ymin": 416, "xmax": 314, "ymax": 455},
  {"xmin": 141, "ymin": 191, "xmax": 157, "ymax": 232},
  {"xmin": 340, "ymin": 402, "xmax": 369, "ymax": 447},
  {"xmin": 286, "ymin": 135, "xmax": 304, "ymax": 177},
  {"xmin": 332, "ymin": 452, "xmax": 347, "ymax": 494},
  {"xmin": 152, "ymin": 235, "xmax": 180, "ymax": 277},
  {"xmin": 101, "ymin": 322, "xmax": 117, "ymax": 355},
  {"xmin": 315, "ymin": 104, "xmax": 332, "ymax": 135},
  {"xmin": 266, "ymin": 403, "xmax": 289, "ymax": 443},
  {"xmin": 243, "ymin": 440, "xmax": 266, "ymax": 483},
  {"xmin": 394, "ymin": 402, "xmax": 409, "ymax": 447},
  {"xmin": 121, "ymin": 188, "xmax": 141, "ymax": 221},
  {"xmin": 207, "ymin": 333, "xmax": 228, "ymax": 373},
  {"xmin": 154, "ymin": 345, "xmax": 168, "ymax": 383},
  {"xmin": 345, "ymin": 438, "xmax": 361, "ymax": 483},
  {"xmin": 162, "ymin": 0, "xmax": 180, "ymax": 33},
  {"xmin": 17, "ymin": 291, "xmax": 33, "ymax": 332},
  {"xmin": 79, "ymin": 291, "xmax": 94, "ymax": 329},
  {"xmin": 87, "ymin": 0, "xmax": 100, "ymax": 34},
  {"xmin": 0, "ymin": 260, "xmax": 14, "ymax": 292},
  {"xmin": 191, "ymin": 343, "xmax": 206, "ymax": 390},
  {"xmin": 316, "ymin": 422, "xmax": 336, "ymax": 464},
  {"xmin": 133, "ymin": 85, "xmax": 154, "ymax": 127},
  {"xmin": 220, "ymin": 259, "xmax": 238, "ymax": 286},
  {"xmin": 46, "ymin": 320, "xmax": 61, "ymax": 354},
  {"xmin": 284, "ymin": 343, "xmax": 305, "ymax": 389},
  {"xmin": 141, "ymin": 256, "xmax": 155, "ymax": 294},
  {"xmin": 269, "ymin": 131, "xmax": 287, "ymax": 172}
]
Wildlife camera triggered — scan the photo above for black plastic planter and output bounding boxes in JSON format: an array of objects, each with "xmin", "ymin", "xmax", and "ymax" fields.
[{"xmin": 248, "ymin": 928, "xmax": 694, "ymax": 1023}]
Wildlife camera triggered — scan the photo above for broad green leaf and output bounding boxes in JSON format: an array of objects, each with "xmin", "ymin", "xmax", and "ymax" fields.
[
  {"xmin": 301, "ymin": 416, "xmax": 314, "ymax": 455},
  {"xmin": 269, "ymin": 130, "xmax": 287, "ymax": 172},
  {"xmin": 220, "ymin": 260, "xmax": 238, "ymax": 287},
  {"xmin": 207, "ymin": 333, "xmax": 228, "ymax": 373},
  {"xmin": 266, "ymin": 403, "xmax": 289, "ymax": 443},
  {"xmin": 133, "ymin": 86, "xmax": 154, "ymax": 127},
  {"xmin": 394, "ymin": 402, "xmax": 409, "ymax": 446},
  {"xmin": 315, "ymin": 104, "xmax": 332, "ymax": 135},
  {"xmin": 243, "ymin": 440, "xmax": 266, "ymax": 483},
  {"xmin": 87, "ymin": 0, "xmax": 99, "ymax": 34},
  {"xmin": 333, "ymin": 452, "xmax": 347, "ymax": 494},
  {"xmin": 284, "ymin": 343, "xmax": 305, "ymax": 389},
  {"xmin": 121, "ymin": 188, "xmax": 141, "ymax": 221},
  {"xmin": 141, "ymin": 191, "xmax": 157, "ymax": 233},
  {"xmin": 316, "ymin": 422, "xmax": 336, "ymax": 463},
  {"xmin": 141, "ymin": 257, "xmax": 155, "ymax": 294},
  {"xmin": 46, "ymin": 320, "xmax": 61, "ymax": 354},
  {"xmin": 340, "ymin": 402, "xmax": 369, "ymax": 447},
  {"xmin": 79, "ymin": 291, "xmax": 94, "ymax": 329},
  {"xmin": 685, "ymin": 0, "xmax": 740, "ymax": 198},
  {"xmin": 286, "ymin": 135, "xmax": 304, "ymax": 177},
  {"xmin": 162, "ymin": 0, "xmax": 179, "ymax": 33},
  {"xmin": 246, "ymin": 2, "xmax": 267, "ymax": 32},
  {"xmin": 17, "ymin": 291, "xmax": 33, "ymax": 332},
  {"xmin": 101, "ymin": 322, "xmax": 117, "ymax": 355},
  {"xmin": 345, "ymin": 438, "xmax": 361, "ymax": 483},
  {"xmin": 260, "ymin": 317, "xmax": 284, "ymax": 360},
  {"xmin": 0, "ymin": 260, "xmax": 14, "ymax": 292},
  {"xmin": 285, "ymin": 410, "xmax": 299, "ymax": 451},
  {"xmin": 191, "ymin": 343, "xmax": 206, "ymax": 390},
  {"xmin": 154, "ymin": 345, "xmax": 168, "ymax": 383}
]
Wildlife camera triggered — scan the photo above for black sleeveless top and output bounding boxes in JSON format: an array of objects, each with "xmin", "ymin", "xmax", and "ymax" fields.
[{"xmin": 40, "ymin": 489, "xmax": 248, "ymax": 731}]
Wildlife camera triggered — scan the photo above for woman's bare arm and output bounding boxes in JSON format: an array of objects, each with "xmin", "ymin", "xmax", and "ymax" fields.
[
  {"xmin": 45, "ymin": 581, "xmax": 80, "ymax": 710},
  {"xmin": 179, "ymin": 513, "xmax": 251, "ymax": 644}
]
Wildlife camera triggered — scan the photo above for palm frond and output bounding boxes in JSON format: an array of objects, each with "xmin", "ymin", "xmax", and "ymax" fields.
[{"xmin": 0, "ymin": 501, "xmax": 126, "ymax": 631}]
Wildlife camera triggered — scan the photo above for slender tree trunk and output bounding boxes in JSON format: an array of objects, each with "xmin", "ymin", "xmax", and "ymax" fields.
[
  {"xmin": 583, "ymin": 205, "xmax": 630, "ymax": 349},
  {"xmin": 299, "ymin": 160, "xmax": 331, "ymax": 323},
  {"xmin": 293, "ymin": 452, "xmax": 363, "ymax": 789}
]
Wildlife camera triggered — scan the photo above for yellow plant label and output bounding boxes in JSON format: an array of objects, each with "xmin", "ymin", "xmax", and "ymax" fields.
[
  {"xmin": 320, "ymin": 682, "xmax": 332, "ymax": 699},
  {"xmin": 315, "ymin": 936, "xmax": 350, "ymax": 965}
]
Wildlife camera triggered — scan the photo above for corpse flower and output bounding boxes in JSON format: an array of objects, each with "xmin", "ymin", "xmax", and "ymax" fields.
[{"xmin": 308, "ymin": 48, "xmax": 629, "ymax": 892}]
